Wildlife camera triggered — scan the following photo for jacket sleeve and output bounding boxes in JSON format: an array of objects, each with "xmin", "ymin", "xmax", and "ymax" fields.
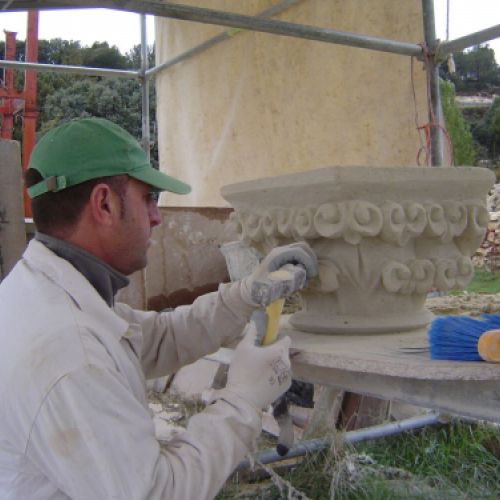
[
  {"xmin": 26, "ymin": 363, "xmax": 261, "ymax": 500},
  {"xmin": 115, "ymin": 281, "xmax": 256, "ymax": 379}
]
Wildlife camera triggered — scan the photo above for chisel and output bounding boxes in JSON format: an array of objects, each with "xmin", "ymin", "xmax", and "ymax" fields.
[{"xmin": 251, "ymin": 264, "xmax": 305, "ymax": 455}]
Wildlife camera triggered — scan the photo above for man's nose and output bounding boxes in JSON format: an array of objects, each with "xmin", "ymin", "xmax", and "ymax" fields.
[{"xmin": 149, "ymin": 204, "xmax": 162, "ymax": 227}]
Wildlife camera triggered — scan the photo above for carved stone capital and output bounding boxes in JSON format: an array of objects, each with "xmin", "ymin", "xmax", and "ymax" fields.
[{"xmin": 222, "ymin": 166, "xmax": 495, "ymax": 334}]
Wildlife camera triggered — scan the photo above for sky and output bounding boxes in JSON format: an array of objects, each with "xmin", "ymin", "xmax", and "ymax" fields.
[
  {"xmin": 0, "ymin": 9, "xmax": 155, "ymax": 55},
  {"xmin": 0, "ymin": 1, "xmax": 499, "ymax": 61}
]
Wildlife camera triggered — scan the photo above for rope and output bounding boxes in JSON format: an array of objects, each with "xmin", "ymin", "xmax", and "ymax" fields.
[{"xmin": 411, "ymin": 43, "xmax": 454, "ymax": 166}]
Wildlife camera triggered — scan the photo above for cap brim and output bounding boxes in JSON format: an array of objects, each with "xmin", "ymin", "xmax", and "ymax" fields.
[{"xmin": 130, "ymin": 166, "xmax": 191, "ymax": 195}]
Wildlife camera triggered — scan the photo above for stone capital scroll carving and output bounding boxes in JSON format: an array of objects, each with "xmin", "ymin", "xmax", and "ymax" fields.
[
  {"xmin": 234, "ymin": 200, "xmax": 488, "ymax": 254},
  {"xmin": 381, "ymin": 256, "xmax": 473, "ymax": 295}
]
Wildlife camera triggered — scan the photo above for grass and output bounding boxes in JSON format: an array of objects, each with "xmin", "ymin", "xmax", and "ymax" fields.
[
  {"xmin": 218, "ymin": 422, "xmax": 500, "ymax": 499},
  {"xmin": 460, "ymin": 267, "xmax": 500, "ymax": 294},
  {"xmin": 354, "ymin": 421, "xmax": 500, "ymax": 498}
]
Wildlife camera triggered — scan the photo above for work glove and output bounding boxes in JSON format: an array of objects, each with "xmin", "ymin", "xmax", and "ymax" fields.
[
  {"xmin": 240, "ymin": 242, "xmax": 318, "ymax": 307},
  {"xmin": 222, "ymin": 321, "xmax": 292, "ymax": 411}
]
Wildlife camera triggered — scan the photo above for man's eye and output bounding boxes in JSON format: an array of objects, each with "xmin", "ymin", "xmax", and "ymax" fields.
[{"xmin": 148, "ymin": 191, "xmax": 160, "ymax": 202}]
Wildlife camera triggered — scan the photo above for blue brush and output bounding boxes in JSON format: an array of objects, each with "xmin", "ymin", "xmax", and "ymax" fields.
[
  {"xmin": 428, "ymin": 315, "xmax": 500, "ymax": 362},
  {"xmin": 479, "ymin": 313, "xmax": 500, "ymax": 329}
]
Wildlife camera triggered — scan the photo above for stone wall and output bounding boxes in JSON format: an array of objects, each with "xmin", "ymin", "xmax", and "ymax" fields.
[{"xmin": 117, "ymin": 207, "xmax": 238, "ymax": 310}]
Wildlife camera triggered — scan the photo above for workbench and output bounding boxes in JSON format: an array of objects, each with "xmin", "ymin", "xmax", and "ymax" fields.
[{"xmin": 208, "ymin": 315, "xmax": 500, "ymax": 422}]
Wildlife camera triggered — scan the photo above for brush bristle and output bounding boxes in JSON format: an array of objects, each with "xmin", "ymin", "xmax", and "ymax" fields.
[
  {"xmin": 428, "ymin": 315, "xmax": 493, "ymax": 361},
  {"xmin": 480, "ymin": 313, "xmax": 500, "ymax": 329}
]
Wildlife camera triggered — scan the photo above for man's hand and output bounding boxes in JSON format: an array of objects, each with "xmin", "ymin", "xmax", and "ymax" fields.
[
  {"xmin": 224, "ymin": 322, "xmax": 292, "ymax": 410},
  {"xmin": 241, "ymin": 242, "xmax": 318, "ymax": 307}
]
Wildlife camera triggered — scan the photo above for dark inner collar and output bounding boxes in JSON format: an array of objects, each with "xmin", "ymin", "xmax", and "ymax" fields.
[{"xmin": 35, "ymin": 232, "xmax": 130, "ymax": 307}]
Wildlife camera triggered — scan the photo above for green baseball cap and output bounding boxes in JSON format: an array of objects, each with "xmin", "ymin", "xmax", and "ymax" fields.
[{"xmin": 27, "ymin": 117, "xmax": 191, "ymax": 198}]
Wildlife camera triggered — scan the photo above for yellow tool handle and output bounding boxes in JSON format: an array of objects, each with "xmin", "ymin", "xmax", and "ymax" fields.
[
  {"xmin": 261, "ymin": 298, "xmax": 285, "ymax": 346},
  {"xmin": 478, "ymin": 329, "xmax": 500, "ymax": 363}
]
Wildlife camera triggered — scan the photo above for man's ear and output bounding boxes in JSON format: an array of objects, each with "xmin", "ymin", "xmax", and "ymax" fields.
[{"xmin": 88, "ymin": 183, "xmax": 121, "ymax": 226}]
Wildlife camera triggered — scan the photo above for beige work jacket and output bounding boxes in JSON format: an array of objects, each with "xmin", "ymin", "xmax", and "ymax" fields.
[{"xmin": 0, "ymin": 240, "xmax": 260, "ymax": 499}]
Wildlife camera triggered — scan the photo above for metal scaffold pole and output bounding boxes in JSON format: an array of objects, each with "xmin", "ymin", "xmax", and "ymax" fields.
[
  {"xmin": 140, "ymin": 13, "xmax": 150, "ymax": 161},
  {"xmin": 422, "ymin": 0, "xmax": 444, "ymax": 166},
  {"xmin": 4, "ymin": 1, "xmax": 423, "ymax": 58},
  {"xmin": 146, "ymin": 0, "xmax": 302, "ymax": 79}
]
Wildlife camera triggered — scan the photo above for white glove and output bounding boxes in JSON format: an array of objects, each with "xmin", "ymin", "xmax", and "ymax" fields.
[
  {"xmin": 224, "ymin": 322, "xmax": 292, "ymax": 410},
  {"xmin": 241, "ymin": 242, "xmax": 318, "ymax": 306}
]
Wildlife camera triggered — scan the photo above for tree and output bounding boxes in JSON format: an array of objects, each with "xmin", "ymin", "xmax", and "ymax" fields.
[
  {"xmin": 81, "ymin": 42, "xmax": 127, "ymax": 69},
  {"xmin": 2, "ymin": 38, "xmax": 158, "ymax": 163},
  {"xmin": 473, "ymin": 98, "xmax": 500, "ymax": 160},
  {"xmin": 440, "ymin": 79, "xmax": 477, "ymax": 165},
  {"xmin": 38, "ymin": 39, "xmax": 83, "ymax": 65},
  {"xmin": 443, "ymin": 45, "xmax": 500, "ymax": 93},
  {"xmin": 40, "ymin": 77, "xmax": 158, "ymax": 166},
  {"xmin": 124, "ymin": 44, "xmax": 155, "ymax": 69},
  {"xmin": 1, "ymin": 39, "xmax": 152, "ymax": 142}
]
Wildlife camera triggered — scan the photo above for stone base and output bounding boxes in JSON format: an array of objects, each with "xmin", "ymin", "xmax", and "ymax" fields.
[{"xmin": 290, "ymin": 309, "xmax": 435, "ymax": 335}]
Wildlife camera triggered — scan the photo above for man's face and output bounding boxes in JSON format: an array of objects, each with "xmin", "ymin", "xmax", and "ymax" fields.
[{"xmin": 108, "ymin": 178, "xmax": 162, "ymax": 275}]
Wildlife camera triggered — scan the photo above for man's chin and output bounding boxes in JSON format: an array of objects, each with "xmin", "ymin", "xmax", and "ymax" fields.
[{"xmin": 121, "ymin": 257, "xmax": 148, "ymax": 276}]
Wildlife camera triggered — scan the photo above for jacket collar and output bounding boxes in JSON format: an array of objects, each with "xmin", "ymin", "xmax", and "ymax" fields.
[
  {"xmin": 35, "ymin": 232, "xmax": 129, "ymax": 307},
  {"xmin": 23, "ymin": 239, "xmax": 130, "ymax": 339}
]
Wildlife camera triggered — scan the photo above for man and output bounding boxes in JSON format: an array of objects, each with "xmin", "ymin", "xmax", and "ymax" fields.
[{"xmin": 0, "ymin": 118, "xmax": 317, "ymax": 499}]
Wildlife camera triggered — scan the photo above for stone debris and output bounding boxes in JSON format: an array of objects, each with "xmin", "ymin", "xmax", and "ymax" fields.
[
  {"xmin": 475, "ymin": 188, "xmax": 500, "ymax": 270},
  {"xmin": 426, "ymin": 292, "xmax": 500, "ymax": 317},
  {"xmin": 487, "ymin": 184, "xmax": 500, "ymax": 213},
  {"xmin": 473, "ymin": 210, "xmax": 500, "ymax": 271}
]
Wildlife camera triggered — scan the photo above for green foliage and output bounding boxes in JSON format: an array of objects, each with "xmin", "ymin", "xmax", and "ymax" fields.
[
  {"xmin": 473, "ymin": 97, "xmax": 500, "ymax": 160},
  {"xmin": 356, "ymin": 422, "xmax": 500, "ymax": 497},
  {"xmin": 444, "ymin": 45, "xmax": 500, "ymax": 93},
  {"xmin": 41, "ymin": 78, "xmax": 138, "ymax": 132},
  {"xmin": 219, "ymin": 422, "xmax": 500, "ymax": 499},
  {"xmin": 459, "ymin": 267, "xmax": 500, "ymax": 294},
  {"xmin": 440, "ymin": 80, "xmax": 477, "ymax": 165},
  {"xmin": 81, "ymin": 42, "xmax": 127, "ymax": 69},
  {"xmin": 1, "ymin": 38, "xmax": 158, "ymax": 165},
  {"xmin": 38, "ymin": 39, "xmax": 83, "ymax": 65},
  {"xmin": 39, "ymin": 77, "xmax": 158, "ymax": 166},
  {"xmin": 124, "ymin": 44, "xmax": 156, "ymax": 69}
]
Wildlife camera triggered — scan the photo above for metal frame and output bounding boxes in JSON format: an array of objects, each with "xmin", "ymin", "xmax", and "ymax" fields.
[{"xmin": 1, "ymin": 0, "xmax": 499, "ymax": 166}]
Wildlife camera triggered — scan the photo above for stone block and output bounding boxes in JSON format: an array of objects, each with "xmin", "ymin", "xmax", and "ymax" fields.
[
  {"xmin": 0, "ymin": 140, "xmax": 26, "ymax": 280},
  {"xmin": 146, "ymin": 207, "xmax": 238, "ymax": 310}
]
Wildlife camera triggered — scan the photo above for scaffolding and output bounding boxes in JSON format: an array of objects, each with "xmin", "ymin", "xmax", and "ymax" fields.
[{"xmin": 1, "ymin": 0, "xmax": 499, "ymax": 169}]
